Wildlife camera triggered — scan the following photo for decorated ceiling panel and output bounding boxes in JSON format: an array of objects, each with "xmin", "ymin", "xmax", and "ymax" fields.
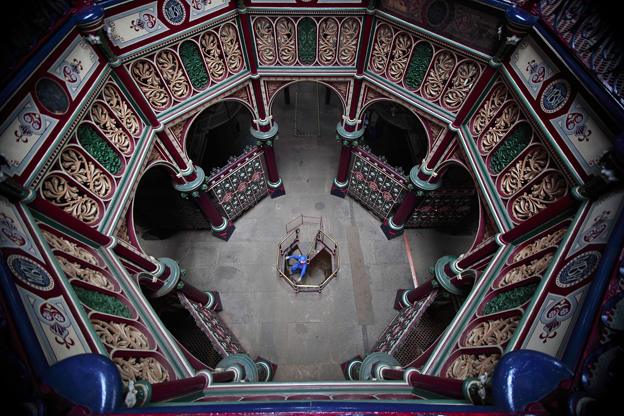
[
  {"xmin": 251, "ymin": 15, "xmax": 361, "ymax": 68},
  {"xmin": 127, "ymin": 18, "xmax": 246, "ymax": 114},
  {"xmin": 379, "ymin": 0, "xmax": 503, "ymax": 55},
  {"xmin": 366, "ymin": 19, "xmax": 484, "ymax": 116},
  {"xmin": 467, "ymin": 77, "xmax": 571, "ymax": 226},
  {"xmin": 36, "ymin": 77, "xmax": 145, "ymax": 229},
  {"xmin": 508, "ymin": 37, "xmax": 614, "ymax": 178}
]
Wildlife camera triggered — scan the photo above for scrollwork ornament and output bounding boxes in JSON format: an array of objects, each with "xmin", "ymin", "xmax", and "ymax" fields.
[
  {"xmin": 113, "ymin": 356, "xmax": 170, "ymax": 386},
  {"xmin": 318, "ymin": 18, "xmax": 338, "ymax": 65},
  {"xmin": 41, "ymin": 175, "xmax": 101, "ymax": 224},
  {"xmin": 447, "ymin": 353, "xmax": 500, "ymax": 380},
  {"xmin": 479, "ymin": 104, "xmax": 520, "ymax": 154},
  {"xmin": 90, "ymin": 103, "xmax": 133, "ymax": 156},
  {"xmin": 42, "ymin": 230, "xmax": 99, "ymax": 265},
  {"xmin": 500, "ymin": 147, "xmax": 549, "ymax": 197},
  {"xmin": 130, "ymin": 60, "xmax": 172, "ymax": 110},
  {"xmin": 58, "ymin": 256, "xmax": 114, "ymax": 291},
  {"xmin": 387, "ymin": 33, "xmax": 413, "ymax": 81},
  {"xmin": 93, "ymin": 320, "xmax": 150, "ymax": 350},
  {"xmin": 370, "ymin": 24, "xmax": 393, "ymax": 74},
  {"xmin": 254, "ymin": 17, "xmax": 277, "ymax": 65},
  {"xmin": 472, "ymin": 84, "xmax": 509, "ymax": 136},
  {"xmin": 101, "ymin": 84, "xmax": 141, "ymax": 136},
  {"xmin": 275, "ymin": 17, "xmax": 296, "ymax": 65},
  {"xmin": 156, "ymin": 49, "xmax": 191, "ymax": 100},
  {"xmin": 513, "ymin": 228, "xmax": 567, "ymax": 262},
  {"xmin": 200, "ymin": 31, "xmax": 226, "ymax": 81},
  {"xmin": 220, "ymin": 23, "xmax": 244, "ymax": 73},
  {"xmin": 423, "ymin": 51, "xmax": 456, "ymax": 99},
  {"xmin": 511, "ymin": 173, "xmax": 567, "ymax": 222},
  {"xmin": 443, "ymin": 61, "xmax": 479, "ymax": 111},
  {"xmin": 338, "ymin": 17, "xmax": 359, "ymax": 65},
  {"xmin": 60, "ymin": 148, "xmax": 112, "ymax": 199}
]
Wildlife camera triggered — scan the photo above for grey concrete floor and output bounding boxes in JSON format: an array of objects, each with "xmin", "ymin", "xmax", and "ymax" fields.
[{"xmin": 139, "ymin": 83, "xmax": 473, "ymax": 381}]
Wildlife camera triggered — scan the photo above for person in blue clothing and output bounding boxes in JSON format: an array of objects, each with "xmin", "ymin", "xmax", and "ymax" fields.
[{"xmin": 286, "ymin": 254, "xmax": 309, "ymax": 281}]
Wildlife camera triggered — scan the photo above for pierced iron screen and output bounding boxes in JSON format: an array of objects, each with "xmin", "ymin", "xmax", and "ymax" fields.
[
  {"xmin": 348, "ymin": 148, "xmax": 407, "ymax": 219},
  {"xmin": 208, "ymin": 149, "xmax": 268, "ymax": 220},
  {"xmin": 393, "ymin": 312, "xmax": 445, "ymax": 367}
]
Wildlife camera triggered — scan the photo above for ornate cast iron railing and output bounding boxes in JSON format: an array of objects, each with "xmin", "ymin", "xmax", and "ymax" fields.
[
  {"xmin": 207, "ymin": 147, "xmax": 268, "ymax": 221},
  {"xmin": 348, "ymin": 147, "xmax": 407, "ymax": 220}
]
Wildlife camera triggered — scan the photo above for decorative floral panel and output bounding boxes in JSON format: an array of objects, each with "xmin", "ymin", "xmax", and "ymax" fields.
[
  {"xmin": 435, "ymin": 219, "xmax": 570, "ymax": 378},
  {"xmin": 128, "ymin": 19, "xmax": 245, "ymax": 113},
  {"xmin": 251, "ymin": 15, "xmax": 361, "ymax": 68},
  {"xmin": 367, "ymin": 20, "xmax": 484, "ymax": 114},
  {"xmin": 38, "ymin": 223, "xmax": 176, "ymax": 384},
  {"xmin": 37, "ymin": 78, "xmax": 143, "ymax": 227},
  {"xmin": 469, "ymin": 79, "xmax": 570, "ymax": 225}
]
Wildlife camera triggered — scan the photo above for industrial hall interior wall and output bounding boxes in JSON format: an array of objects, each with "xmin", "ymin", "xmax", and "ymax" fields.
[{"xmin": 0, "ymin": 0, "xmax": 623, "ymax": 415}]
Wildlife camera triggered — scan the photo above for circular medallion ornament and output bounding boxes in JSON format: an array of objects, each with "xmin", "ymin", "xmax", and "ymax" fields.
[
  {"xmin": 556, "ymin": 251, "xmax": 601, "ymax": 288},
  {"xmin": 35, "ymin": 77, "xmax": 69, "ymax": 115},
  {"xmin": 8, "ymin": 254, "xmax": 54, "ymax": 291},
  {"xmin": 425, "ymin": 0, "xmax": 454, "ymax": 28},
  {"xmin": 162, "ymin": 0, "xmax": 186, "ymax": 26},
  {"xmin": 540, "ymin": 79, "xmax": 571, "ymax": 114}
]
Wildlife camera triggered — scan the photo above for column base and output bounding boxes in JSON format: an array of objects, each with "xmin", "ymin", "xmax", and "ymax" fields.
[
  {"xmin": 394, "ymin": 289, "xmax": 411, "ymax": 310},
  {"xmin": 254, "ymin": 357, "xmax": 277, "ymax": 382},
  {"xmin": 267, "ymin": 179, "xmax": 286, "ymax": 199},
  {"xmin": 380, "ymin": 216, "xmax": 404, "ymax": 240},
  {"xmin": 434, "ymin": 255, "xmax": 463, "ymax": 295},
  {"xmin": 330, "ymin": 179, "xmax": 349, "ymax": 198},
  {"xmin": 211, "ymin": 218, "xmax": 235, "ymax": 241},
  {"xmin": 205, "ymin": 290, "xmax": 222, "ymax": 312},
  {"xmin": 340, "ymin": 355, "xmax": 363, "ymax": 380}
]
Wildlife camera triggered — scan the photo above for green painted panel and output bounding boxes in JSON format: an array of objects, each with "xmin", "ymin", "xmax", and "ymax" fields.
[
  {"xmin": 298, "ymin": 18, "xmax": 317, "ymax": 65},
  {"xmin": 490, "ymin": 122, "xmax": 532, "ymax": 174},
  {"xmin": 77, "ymin": 124, "xmax": 122, "ymax": 174},
  {"xmin": 483, "ymin": 283, "xmax": 538, "ymax": 315},
  {"xmin": 405, "ymin": 42, "xmax": 433, "ymax": 90},
  {"xmin": 180, "ymin": 40, "xmax": 209, "ymax": 89},
  {"xmin": 74, "ymin": 285, "xmax": 132, "ymax": 318}
]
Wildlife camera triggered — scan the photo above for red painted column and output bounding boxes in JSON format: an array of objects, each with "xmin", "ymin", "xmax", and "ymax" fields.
[
  {"xmin": 395, "ymin": 279, "xmax": 436, "ymax": 310},
  {"xmin": 172, "ymin": 166, "xmax": 235, "ymax": 241},
  {"xmin": 239, "ymin": 3, "xmax": 285, "ymax": 198},
  {"xmin": 335, "ymin": 145, "xmax": 353, "ymax": 185},
  {"xmin": 498, "ymin": 194, "xmax": 578, "ymax": 245},
  {"xmin": 407, "ymin": 371, "xmax": 467, "ymax": 399},
  {"xmin": 455, "ymin": 236, "xmax": 499, "ymax": 271},
  {"xmin": 250, "ymin": 122, "xmax": 286, "ymax": 198},
  {"xmin": 331, "ymin": 78, "xmax": 365, "ymax": 198},
  {"xmin": 131, "ymin": 371, "xmax": 212, "ymax": 406}
]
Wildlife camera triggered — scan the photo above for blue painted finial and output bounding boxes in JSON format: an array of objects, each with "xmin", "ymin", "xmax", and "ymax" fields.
[
  {"xmin": 492, "ymin": 349, "xmax": 573, "ymax": 412},
  {"xmin": 41, "ymin": 353, "xmax": 123, "ymax": 413},
  {"xmin": 505, "ymin": 6, "xmax": 538, "ymax": 28},
  {"xmin": 76, "ymin": 5, "xmax": 105, "ymax": 26}
]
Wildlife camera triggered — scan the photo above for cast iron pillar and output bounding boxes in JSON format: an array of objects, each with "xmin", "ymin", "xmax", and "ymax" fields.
[
  {"xmin": 173, "ymin": 165, "xmax": 235, "ymax": 241},
  {"xmin": 250, "ymin": 123, "xmax": 285, "ymax": 198},
  {"xmin": 381, "ymin": 164, "xmax": 442, "ymax": 240},
  {"xmin": 331, "ymin": 121, "xmax": 364, "ymax": 197}
]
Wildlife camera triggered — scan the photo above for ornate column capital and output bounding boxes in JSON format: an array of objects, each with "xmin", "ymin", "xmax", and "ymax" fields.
[
  {"xmin": 409, "ymin": 165, "xmax": 442, "ymax": 192},
  {"xmin": 250, "ymin": 122, "xmax": 279, "ymax": 143},
  {"xmin": 173, "ymin": 166, "xmax": 208, "ymax": 199}
]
